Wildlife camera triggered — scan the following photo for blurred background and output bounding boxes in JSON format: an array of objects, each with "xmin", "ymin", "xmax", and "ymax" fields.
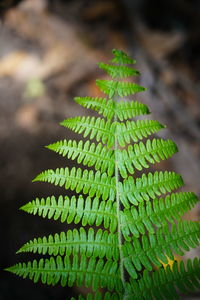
[{"xmin": 0, "ymin": 0, "xmax": 200, "ymax": 299}]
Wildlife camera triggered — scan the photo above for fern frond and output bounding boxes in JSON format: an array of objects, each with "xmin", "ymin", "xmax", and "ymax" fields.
[
  {"xmin": 126, "ymin": 258, "xmax": 200, "ymax": 300},
  {"xmin": 20, "ymin": 195, "xmax": 117, "ymax": 232},
  {"xmin": 110, "ymin": 49, "xmax": 136, "ymax": 65},
  {"xmin": 96, "ymin": 80, "xmax": 146, "ymax": 98},
  {"xmin": 46, "ymin": 140, "xmax": 115, "ymax": 176},
  {"xmin": 117, "ymin": 138, "xmax": 178, "ymax": 178},
  {"xmin": 120, "ymin": 171, "xmax": 184, "ymax": 207},
  {"xmin": 8, "ymin": 49, "xmax": 200, "ymax": 299},
  {"xmin": 120, "ymin": 192, "xmax": 199, "ymax": 239},
  {"xmin": 116, "ymin": 120, "xmax": 165, "ymax": 147},
  {"xmin": 17, "ymin": 228, "xmax": 119, "ymax": 260},
  {"xmin": 74, "ymin": 97, "xmax": 149, "ymax": 121},
  {"xmin": 122, "ymin": 221, "xmax": 200, "ymax": 279},
  {"xmin": 5, "ymin": 255, "xmax": 123, "ymax": 292},
  {"xmin": 60, "ymin": 116, "xmax": 115, "ymax": 148},
  {"xmin": 98, "ymin": 63, "xmax": 140, "ymax": 78},
  {"xmin": 32, "ymin": 167, "xmax": 115, "ymax": 201}
]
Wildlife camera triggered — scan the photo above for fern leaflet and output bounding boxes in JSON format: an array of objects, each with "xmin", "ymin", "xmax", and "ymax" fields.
[
  {"xmin": 46, "ymin": 140, "xmax": 115, "ymax": 176},
  {"xmin": 17, "ymin": 227, "xmax": 119, "ymax": 260},
  {"xmin": 74, "ymin": 96, "xmax": 149, "ymax": 121},
  {"xmin": 98, "ymin": 62, "xmax": 140, "ymax": 78},
  {"xmin": 32, "ymin": 167, "xmax": 115, "ymax": 201},
  {"xmin": 120, "ymin": 192, "xmax": 199, "ymax": 239},
  {"xmin": 20, "ymin": 195, "xmax": 117, "ymax": 232}
]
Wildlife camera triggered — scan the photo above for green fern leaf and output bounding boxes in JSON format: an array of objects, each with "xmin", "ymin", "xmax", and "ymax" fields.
[
  {"xmin": 7, "ymin": 49, "xmax": 200, "ymax": 299},
  {"xmin": 32, "ymin": 167, "xmax": 115, "ymax": 201},
  {"xmin": 116, "ymin": 120, "xmax": 165, "ymax": 147},
  {"xmin": 5, "ymin": 255, "xmax": 123, "ymax": 292},
  {"xmin": 123, "ymin": 221, "xmax": 200, "ymax": 279},
  {"xmin": 115, "ymin": 100, "xmax": 150, "ymax": 121},
  {"xmin": 45, "ymin": 135, "xmax": 173, "ymax": 181},
  {"xmin": 46, "ymin": 140, "xmax": 115, "ymax": 176},
  {"xmin": 98, "ymin": 62, "xmax": 140, "ymax": 78},
  {"xmin": 75, "ymin": 97, "xmax": 115, "ymax": 120},
  {"xmin": 60, "ymin": 116, "xmax": 115, "ymax": 148},
  {"xmin": 120, "ymin": 192, "xmax": 199, "ymax": 239},
  {"xmin": 74, "ymin": 97, "xmax": 149, "ymax": 121},
  {"xmin": 110, "ymin": 49, "xmax": 136, "ymax": 65},
  {"xmin": 20, "ymin": 195, "xmax": 117, "ymax": 232},
  {"xmin": 120, "ymin": 171, "xmax": 184, "ymax": 207},
  {"xmin": 96, "ymin": 79, "xmax": 146, "ymax": 98},
  {"xmin": 126, "ymin": 259, "xmax": 200, "ymax": 300},
  {"xmin": 60, "ymin": 117, "xmax": 163, "ymax": 148},
  {"xmin": 17, "ymin": 227, "xmax": 119, "ymax": 260},
  {"xmin": 117, "ymin": 138, "xmax": 178, "ymax": 178}
]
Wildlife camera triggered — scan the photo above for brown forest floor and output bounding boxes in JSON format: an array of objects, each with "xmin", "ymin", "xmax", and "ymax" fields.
[{"xmin": 0, "ymin": 0, "xmax": 200, "ymax": 299}]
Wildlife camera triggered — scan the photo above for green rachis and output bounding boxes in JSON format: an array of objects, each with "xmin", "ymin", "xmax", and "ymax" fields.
[{"xmin": 6, "ymin": 49, "xmax": 200, "ymax": 299}]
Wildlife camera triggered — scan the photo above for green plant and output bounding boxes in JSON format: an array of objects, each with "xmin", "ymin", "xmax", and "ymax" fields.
[{"xmin": 6, "ymin": 49, "xmax": 200, "ymax": 299}]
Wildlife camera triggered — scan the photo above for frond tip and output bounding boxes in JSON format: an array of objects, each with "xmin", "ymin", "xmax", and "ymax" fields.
[{"xmin": 110, "ymin": 49, "xmax": 136, "ymax": 65}]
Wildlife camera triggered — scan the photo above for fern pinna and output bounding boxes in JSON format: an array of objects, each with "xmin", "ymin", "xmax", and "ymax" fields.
[{"xmin": 6, "ymin": 49, "xmax": 200, "ymax": 299}]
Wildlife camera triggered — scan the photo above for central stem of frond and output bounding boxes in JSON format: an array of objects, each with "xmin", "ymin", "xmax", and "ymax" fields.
[{"xmin": 114, "ymin": 98, "xmax": 126, "ymax": 289}]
